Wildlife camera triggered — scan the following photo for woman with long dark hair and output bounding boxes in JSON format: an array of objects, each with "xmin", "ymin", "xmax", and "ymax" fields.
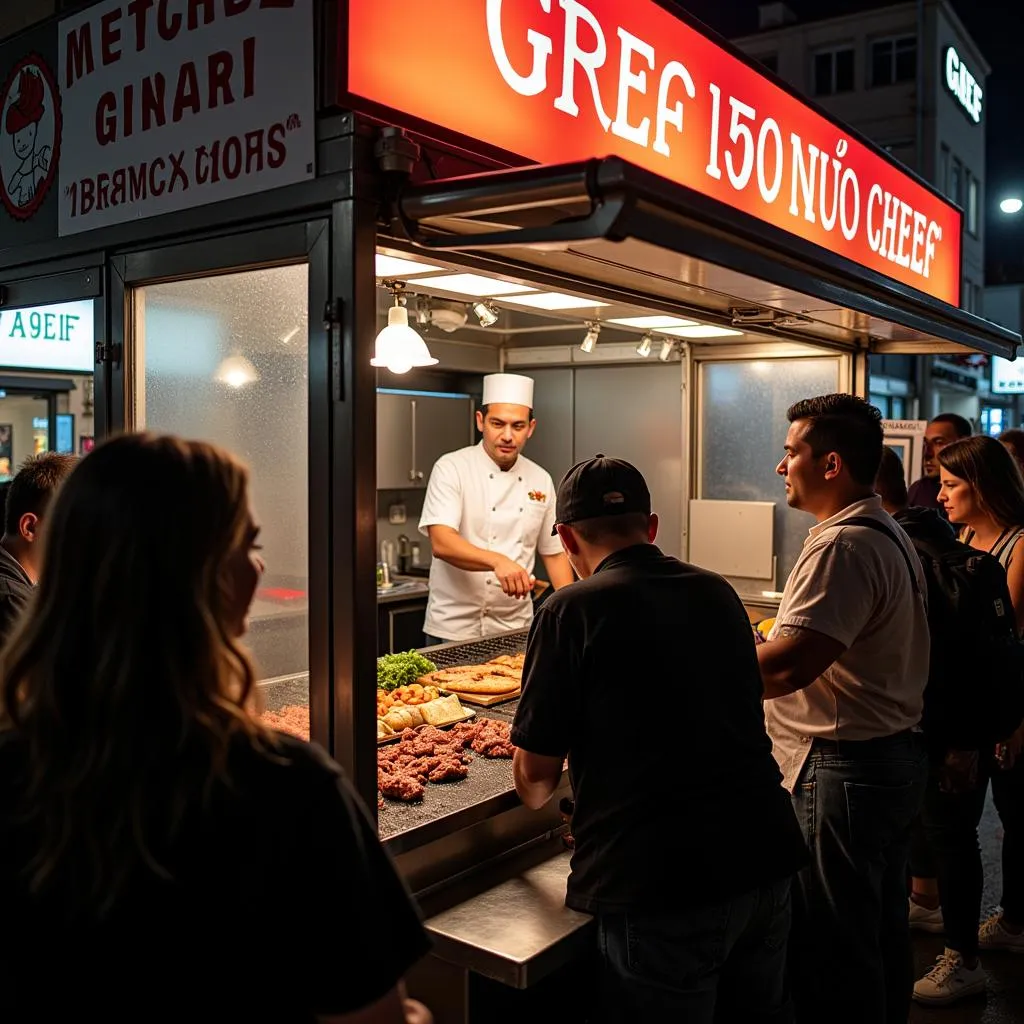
[
  {"xmin": 911, "ymin": 435, "xmax": 1024, "ymax": 1005},
  {"xmin": 0, "ymin": 433, "xmax": 431, "ymax": 1023}
]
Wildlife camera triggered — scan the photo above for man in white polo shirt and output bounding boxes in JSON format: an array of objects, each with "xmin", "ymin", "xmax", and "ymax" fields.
[
  {"xmin": 419, "ymin": 373, "xmax": 574, "ymax": 643},
  {"xmin": 757, "ymin": 394, "xmax": 929, "ymax": 1024}
]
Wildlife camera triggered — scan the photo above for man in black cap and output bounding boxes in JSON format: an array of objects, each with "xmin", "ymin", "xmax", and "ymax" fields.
[{"xmin": 511, "ymin": 456, "xmax": 807, "ymax": 1024}]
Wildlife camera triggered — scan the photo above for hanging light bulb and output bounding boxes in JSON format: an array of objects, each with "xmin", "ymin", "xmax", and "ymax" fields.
[
  {"xmin": 371, "ymin": 283, "xmax": 438, "ymax": 374},
  {"xmin": 659, "ymin": 339, "xmax": 675, "ymax": 362},
  {"xmin": 635, "ymin": 333, "xmax": 653, "ymax": 358},
  {"xmin": 214, "ymin": 354, "xmax": 259, "ymax": 389},
  {"xmin": 580, "ymin": 322, "xmax": 601, "ymax": 353}
]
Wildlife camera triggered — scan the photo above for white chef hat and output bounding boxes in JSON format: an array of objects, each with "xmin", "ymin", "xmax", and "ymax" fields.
[{"xmin": 482, "ymin": 373, "xmax": 534, "ymax": 409}]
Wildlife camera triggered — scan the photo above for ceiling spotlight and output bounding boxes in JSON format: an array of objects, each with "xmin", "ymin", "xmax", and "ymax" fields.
[
  {"xmin": 659, "ymin": 339, "xmax": 674, "ymax": 362},
  {"xmin": 580, "ymin": 322, "xmax": 601, "ymax": 354},
  {"xmin": 473, "ymin": 301, "xmax": 499, "ymax": 327},
  {"xmin": 371, "ymin": 281, "xmax": 439, "ymax": 374},
  {"xmin": 636, "ymin": 333, "xmax": 653, "ymax": 358}
]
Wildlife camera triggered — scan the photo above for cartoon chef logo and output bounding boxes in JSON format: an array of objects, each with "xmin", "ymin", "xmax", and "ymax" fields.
[{"xmin": 0, "ymin": 54, "xmax": 61, "ymax": 221}]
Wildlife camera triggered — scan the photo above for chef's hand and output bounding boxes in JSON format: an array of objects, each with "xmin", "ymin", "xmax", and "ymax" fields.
[{"xmin": 493, "ymin": 556, "xmax": 534, "ymax": 598}]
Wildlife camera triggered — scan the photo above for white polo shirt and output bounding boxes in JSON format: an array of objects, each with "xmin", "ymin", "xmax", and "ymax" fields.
[
  {"xmin": 764, "ymin": 496, "xmax": 930, "ymax": 791},
  {"xmin": 419, "ymin": 442, "xmax": 562, "ymax": 641}
]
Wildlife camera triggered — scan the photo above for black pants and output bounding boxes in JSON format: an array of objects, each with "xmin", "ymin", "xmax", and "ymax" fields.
[
  {"xmin": 910, "ymin": 758, "xmax": 989, "ymax": 957},
  {"xmin": 593, "ymin": 881, "xmax": 794, "ymax": 1023},
  {"xmin": 992, "ymin": 755, "xmax": 1024, "ymax": 924},
  {"xmin": 910, "ymin": 752, "xmax": 1024, "ymax": 955}
]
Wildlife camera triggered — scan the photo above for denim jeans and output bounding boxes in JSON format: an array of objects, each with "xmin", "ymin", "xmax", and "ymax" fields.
[
  {"xmin": 789, "ymin": 731, "xmax": 927, "ymax": 1024},
  {"xmin": 593, "ymin": 880, "xmax": 794, "ymax": 1024}
]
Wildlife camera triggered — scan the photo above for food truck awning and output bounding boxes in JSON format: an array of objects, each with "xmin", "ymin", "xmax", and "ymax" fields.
[
  {"xmin": 391, "ymin": 156, "xmax": 1020, "ymax": 360},
  {"xmin": 346, "ymin": 0, "xmax": 1020, "ymax": 360}
]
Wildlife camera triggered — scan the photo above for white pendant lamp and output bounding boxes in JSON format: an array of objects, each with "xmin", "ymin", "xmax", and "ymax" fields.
[{"xmin": 371, "ymin": 282, "xmax": 438, "ymax": 374}]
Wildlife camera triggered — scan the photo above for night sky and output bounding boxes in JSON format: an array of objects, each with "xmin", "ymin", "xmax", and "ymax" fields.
[{"xmin": 674, "ymin": 0, "xmax": 1024, "ymax": 282}]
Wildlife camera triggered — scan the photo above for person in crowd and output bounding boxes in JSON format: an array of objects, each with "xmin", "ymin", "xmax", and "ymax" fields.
[
  {"xmin": 419, "ymin": 372, "xmax": 573, "ymax": 644},
  {"xmin": 907, "ymin": 413, "xmax": 972, "ymax": 511},
  {"xmin": 0, "ymin": 434, "xmax": 432, "ymax": 1024},
  {"xmin": 998, "ymin": 427, "xmax": 1024, "ymax": 475},
  {"xmin": 0, "ymin": 452, "xmax": 76, "ymax": 647},
  {"xmin": 758, "ymin": 395, "xmax": 929, "ymax": 1024},
  {"xmin": 511, "ymin": 455, "xmax": 808, "ymax": 1023},
  {"xmin": 935, "ymin": 436, "xmax": 1024, "ymax": 957},
  {"xmin": 876, "ymin": 448, "xmax": 1011, "ymax": 1005}
]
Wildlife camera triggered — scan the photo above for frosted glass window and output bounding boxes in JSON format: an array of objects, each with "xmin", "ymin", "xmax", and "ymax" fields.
[
  {"xmin": 134, "ymin": 266, "xmax": 310, "ymax": 728},
  {"xmin": 699, "ymin": 358, "xmax": 841, "ymax": 588}
]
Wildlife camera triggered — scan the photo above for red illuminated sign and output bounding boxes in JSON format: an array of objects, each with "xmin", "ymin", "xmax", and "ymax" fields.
[{"xmin": 348, "ymin": 0, "xmax": 962, "ymax": 307}]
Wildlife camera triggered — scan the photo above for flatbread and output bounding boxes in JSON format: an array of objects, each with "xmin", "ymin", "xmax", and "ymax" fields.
[
  {"xmin": 439, "ymin": 673, "xmax": 520, "ymax": 695},
  {"xmin": 420, "ymin": 694, "xmax": 467, "ymax": 725}
]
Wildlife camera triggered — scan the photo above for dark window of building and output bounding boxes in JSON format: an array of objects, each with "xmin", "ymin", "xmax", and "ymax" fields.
[
  {"xmin": 871, "ymin": 36, "xmax": 917, "ymax": 87},
  {"xmin": 814, "ymin": 47, "xmax": 855, "ymax": 95},
  {"xmin": 950, "ymin": 157, "xmax": 963, "ymax": 206}
]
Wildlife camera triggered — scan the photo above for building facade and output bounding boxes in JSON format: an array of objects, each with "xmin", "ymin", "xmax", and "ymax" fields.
[{"xmin": 734, "ymin": 1, "xmax": 1007, "ymax": 428}]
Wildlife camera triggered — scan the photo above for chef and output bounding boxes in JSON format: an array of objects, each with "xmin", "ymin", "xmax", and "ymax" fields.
[{"xmin": 419, "ymin": 372, "xmax": 574, "ymax": 643}]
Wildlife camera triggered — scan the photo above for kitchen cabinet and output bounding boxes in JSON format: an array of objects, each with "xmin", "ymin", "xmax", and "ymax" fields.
[
  {"xmin": 377, "ymin": 596, "xmax": 428, "ymax": 655},
  {"xmin": 377, "ymin": 391, "xmax": 474, "ymax": 490}
]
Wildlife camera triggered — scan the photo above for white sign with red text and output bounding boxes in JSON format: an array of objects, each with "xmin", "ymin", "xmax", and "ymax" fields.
[{"xmin": 57, "ymin": 0, "xmax": 314, "ymax": 237}]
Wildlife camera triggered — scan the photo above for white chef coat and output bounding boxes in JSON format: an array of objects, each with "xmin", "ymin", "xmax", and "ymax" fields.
[{"xmin": 419, "ymin": 442, "xmax": 563, "ymax": 641}]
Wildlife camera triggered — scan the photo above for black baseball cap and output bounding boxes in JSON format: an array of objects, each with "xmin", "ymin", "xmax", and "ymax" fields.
[{"xmin": 552, "ymin": 455, "xmax": 651, "ymax": 534}]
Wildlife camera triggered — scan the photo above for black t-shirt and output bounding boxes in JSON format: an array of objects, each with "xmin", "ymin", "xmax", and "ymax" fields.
[
  {"xmin": 512, "ymin": 544, "xmax": 808, "ymax": 916},
  {"xmin": 0, "ymin": 731, "xmax": 431, "ymax": 1022},
  {"xmin": 0, "ymin": 544, "xmax": 32, "ymax": 649}
]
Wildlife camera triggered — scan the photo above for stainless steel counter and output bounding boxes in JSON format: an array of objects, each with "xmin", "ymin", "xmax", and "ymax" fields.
[
  {"xmin": 377, "ymin": 578, "xmax": 429, "ymax": 604},
  {"xmin": 423, "ymin": 849, "xmax": 594, "ymax": 990}
]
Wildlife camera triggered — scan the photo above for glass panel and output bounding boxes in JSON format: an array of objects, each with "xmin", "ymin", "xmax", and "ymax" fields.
[
  {"xmin": 967, "ymin": 177, "xmax": 978, "ymax": 235},
  {"xmin": 814, "ymin": 52, "xmax": 833, "ymax": 95},
  {"xmin": 134, "ymin": 265, "xmax": 310, "ymax": 737},
  {"xmin": 0, "ymin": 394, "xmax": 48, "ymax": 479},
  {"xmin": 835, "ymin": 49, "xmax": 855, "ymax": 92},
  {"xmin": 871, "ymin": 41, "xmax": 893, "ymax": 87},
  {"xmin": 895, "ymin": 37, "xmax": 916, "ymax": 82},
  {"xmin": 950, "ymin": 160, "xmax": 962, "ymax": 206},
  {"xmin": 700, "ymin": 358, "xmax": 842, "ymax": 587}
]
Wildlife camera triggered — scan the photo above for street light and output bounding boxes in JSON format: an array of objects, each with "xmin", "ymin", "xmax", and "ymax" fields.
[{"xmin": 999, "ymin": 197, "xmax": 1023, "ymax": 215}]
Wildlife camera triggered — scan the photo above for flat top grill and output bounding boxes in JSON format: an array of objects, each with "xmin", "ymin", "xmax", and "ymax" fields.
[{"xmin": 422, "ymin": 630, "xmax": 529, "ymax": 669}]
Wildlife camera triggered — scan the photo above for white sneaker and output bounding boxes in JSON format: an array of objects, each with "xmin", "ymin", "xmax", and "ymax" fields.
[
  {"xmin": 913, "ymin": 949, "xmax": 987, "ymax": 1005},
  {"xmin": 978, "ymin": 914, "xmax": 1024, "ymax": 952},
  {"xmin": 909, "ymin": 897, "xmax": 944, "ymax": 933}
]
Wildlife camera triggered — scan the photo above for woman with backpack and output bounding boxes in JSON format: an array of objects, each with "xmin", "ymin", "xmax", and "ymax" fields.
[
  {"xmin": 908, "ymin": 435, "xmax": 1024, "ymax": 1004},
  {"xmin": 0, "ymin": 434, "xmax": 433, "ymax": 1023}
]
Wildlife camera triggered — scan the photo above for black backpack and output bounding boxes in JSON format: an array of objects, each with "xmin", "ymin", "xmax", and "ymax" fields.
[{"xmin": 846, "ymin": 516, "xmax": 1024, "ymax": 749}]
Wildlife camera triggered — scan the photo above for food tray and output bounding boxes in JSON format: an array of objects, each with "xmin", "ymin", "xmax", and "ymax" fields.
[{"xmin": 377, "ymin": 707, "xmax": 476, "ymax": 745}]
